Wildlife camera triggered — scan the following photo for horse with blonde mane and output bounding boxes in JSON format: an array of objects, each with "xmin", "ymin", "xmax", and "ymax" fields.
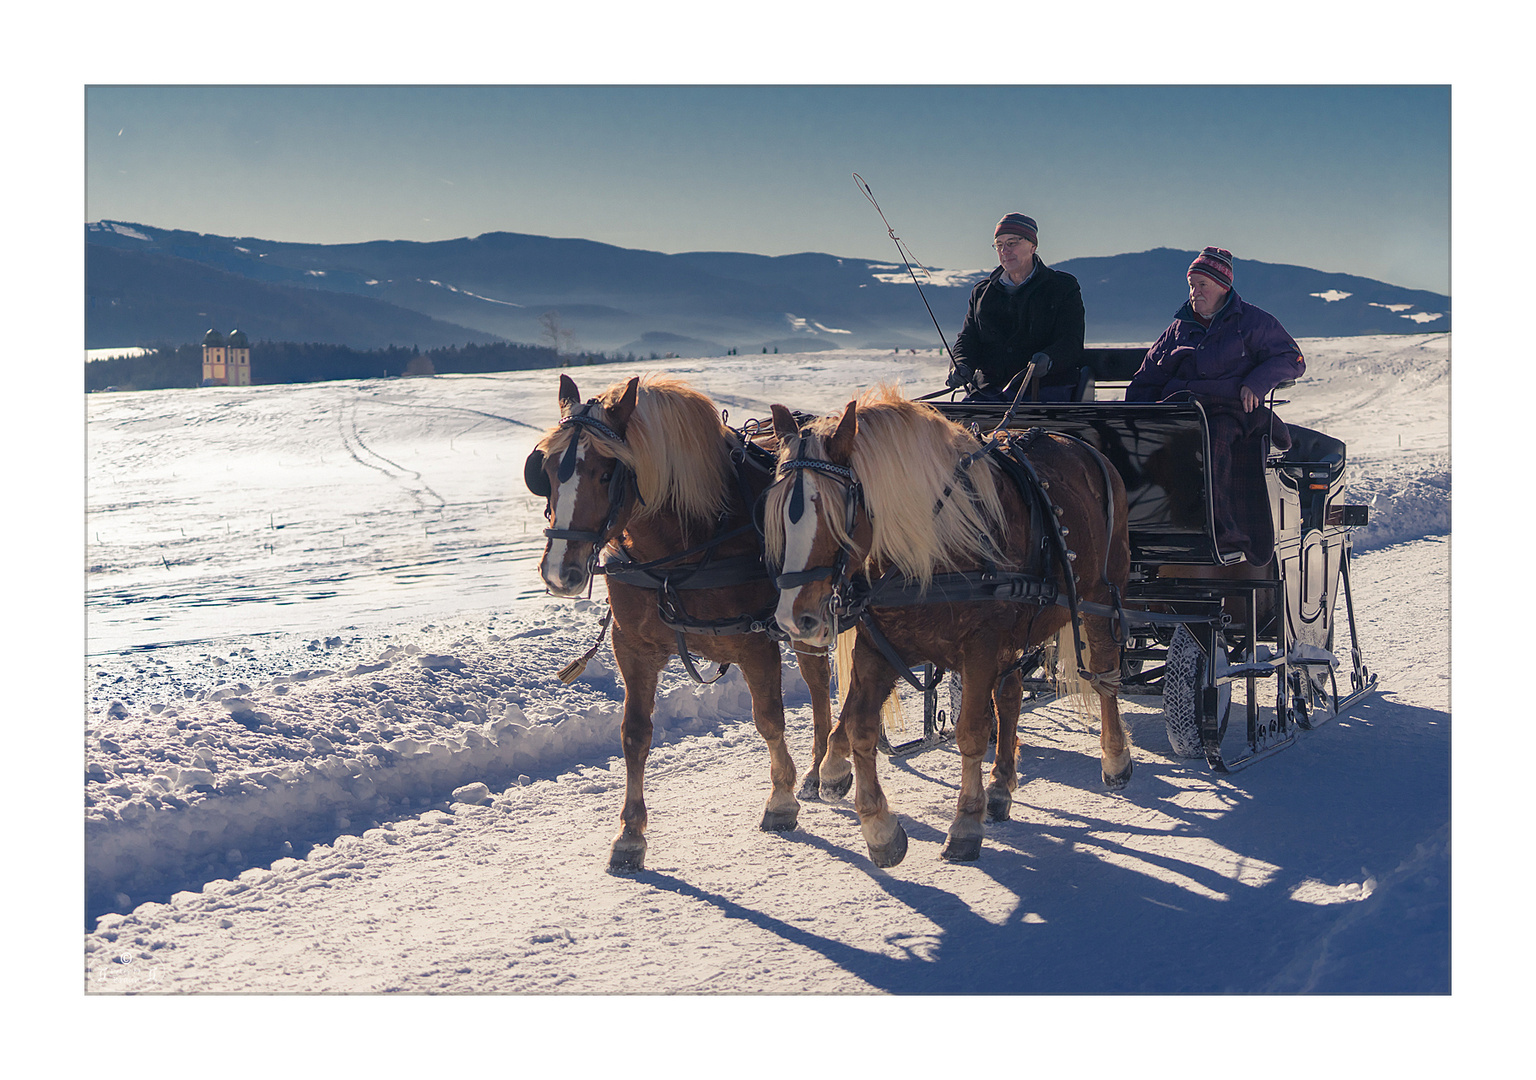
[
  {"xmin": 766, "ymin": 386, "xmax": 1132, "ymax": 867},
  {"xmin": 528, "ymin": 373, "xmax": 834, "ymax": 873}
]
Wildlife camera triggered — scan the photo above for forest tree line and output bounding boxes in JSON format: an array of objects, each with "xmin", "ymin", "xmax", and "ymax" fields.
[{"xmin": 85, "ymin": 339, "xmax": 645, "ymax": 393}]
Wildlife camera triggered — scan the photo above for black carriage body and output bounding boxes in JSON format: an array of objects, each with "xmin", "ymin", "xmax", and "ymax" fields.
[
  {"xmin": 919, "ymin": 354, "xmax": 1376, "ymax": 771},
  {"xmin": 932, "ymin": 399, "xmax": 1236, "ymax": 567}
]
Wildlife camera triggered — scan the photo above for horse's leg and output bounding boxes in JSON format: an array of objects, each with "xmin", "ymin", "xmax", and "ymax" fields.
[
  {"xmin": 1086, "ymin": 615, "xmax": 1133, "ymax": 788},
  {"xmin": 941, "ymin": 652, "xmax": 1002, "ymax": 862},
  {"xmin": 818, "ymin": 715, "xmax": 855, "ymax": 800},
  {"xmin": 817, "ymin": 636, "xmax": 855, "ymax": 800},
  {"xmin": 986, "ymin": 663, "xmax": 1024, "ymax": 822},
  {"xmin": 608, "ymin": 627, "xmax": 665, "ymax": 874},
  {"xmin": 843, "ymin": 641, "xmax": 906, "ymax": 867},
  {"xmin": 739, "ymin": 639, "xmax": 800, "ymax": 832},
  {"xmin": 793, "ymin": 648, "xmax": 834, "ymax": 800}
]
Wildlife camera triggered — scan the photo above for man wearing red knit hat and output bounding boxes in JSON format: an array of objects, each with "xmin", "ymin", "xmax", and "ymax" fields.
[{"xmin": 1128, "ymin": 247, "xmax": 1303, "ymax": 412}]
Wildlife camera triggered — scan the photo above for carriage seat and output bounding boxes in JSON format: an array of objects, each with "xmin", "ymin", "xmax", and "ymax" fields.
[
  {"xmin": 1035, "ymin": 367, "xmax": 1096, "ymax": 403},
  {"xmin": 996, "ymin": 365, "xmax": 1097, "ymax": 403},
  {"xmin": 1274, "ymin": 424, "xmax": 1346, "ymax": 489}
]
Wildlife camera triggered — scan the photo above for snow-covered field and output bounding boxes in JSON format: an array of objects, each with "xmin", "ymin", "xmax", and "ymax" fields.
[{"xmin": 82, "ymin": 338, "xmax": 1452, "ymax": 1008}]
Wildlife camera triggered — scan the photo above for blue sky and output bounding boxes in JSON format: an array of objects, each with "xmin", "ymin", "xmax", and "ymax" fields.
[{"xmin": 85, "ymin": 84, "xmax": 1450, "ymax": 294}]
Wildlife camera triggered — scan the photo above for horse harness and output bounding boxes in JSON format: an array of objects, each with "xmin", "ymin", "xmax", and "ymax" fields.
[
  {"xmin": 774, "ymin": 426, "xmax": 1128, "ymax": 696},
  {"xmin": 525, "ymin": 402, "xmax": 788, "ymax": 684}
]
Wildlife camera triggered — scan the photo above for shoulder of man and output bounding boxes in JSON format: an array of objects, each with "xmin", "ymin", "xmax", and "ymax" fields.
[
  {"xmin": 1226, "ymin": 292, "xmax": 1289, "ymax": 333},
  {"xmin": 968, "ymin": 266, "xmax": 1004, "ymax": 298},
  {"xmin": 1034, "ymin": 261, "xmax": 1080, "ymax": 291}
]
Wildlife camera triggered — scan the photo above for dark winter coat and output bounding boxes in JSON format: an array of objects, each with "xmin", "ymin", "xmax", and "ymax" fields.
[
  {"xmin": 1125, "ymin": 290, "xmax": 1304, "ymax": 404},
  {"xmin": 1203, "ymin": 401, "xmax": 1291, "ymax": 565},
  {"xmin": 951, "ymin": 259, "xmax": 1085, "ymax": 395},
  {"xmin": 1127, "ymin": 291, "xmax": 1305, "ymax": 566}
]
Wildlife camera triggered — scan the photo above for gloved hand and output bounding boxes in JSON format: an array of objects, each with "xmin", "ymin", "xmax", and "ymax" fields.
[
  {"xmin": 946, "ymin": 362, "xmax": 974, "ymax": 389},
  {"xmin": 1029, "ymin": 351, "xmax": 1052, "ymax": 379}
]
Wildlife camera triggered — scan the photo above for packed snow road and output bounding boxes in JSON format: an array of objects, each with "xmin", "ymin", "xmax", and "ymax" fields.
[{"xmin": 83, "ymin": 538, "xmax": 1447, "ymax": 994}]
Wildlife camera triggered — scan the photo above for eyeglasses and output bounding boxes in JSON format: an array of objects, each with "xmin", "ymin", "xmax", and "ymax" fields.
[{"xmin": 993, "ymin": 237, "xmax": 1031, "ymax": 252}]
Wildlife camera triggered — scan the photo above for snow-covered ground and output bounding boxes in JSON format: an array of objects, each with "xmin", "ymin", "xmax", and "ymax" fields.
[{"xmin": 82, "ymin": 339, "xmax": 1452, "ymax": 1007}]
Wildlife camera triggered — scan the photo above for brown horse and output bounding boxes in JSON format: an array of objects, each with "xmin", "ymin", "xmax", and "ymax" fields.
[
  {"xmin": 528, "ymin": 372, "xmax": 834, "ymax": 873},
  {"xmin": 765, "ymin": 386, "xmax": 1132, "ymax": 867}
]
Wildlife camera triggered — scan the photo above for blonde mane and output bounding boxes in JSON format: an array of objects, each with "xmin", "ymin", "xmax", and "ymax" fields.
[
  {"xmin": 769, "ymin": 385, "xmax": 1009, "ymax": 587},
  {"xmin": 537, "ymin": 373, "xmax": 732, "ymax": 531}
]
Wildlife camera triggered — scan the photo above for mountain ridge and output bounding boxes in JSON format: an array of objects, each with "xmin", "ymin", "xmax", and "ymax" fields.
[{"xmin": 86, "ymin": 221, "xmax": 1450, "ymax": 354}]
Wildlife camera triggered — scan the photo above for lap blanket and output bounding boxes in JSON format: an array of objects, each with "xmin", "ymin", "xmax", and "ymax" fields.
[{"xmin": 1202, "ymin": 401, "xmax": 1291, "ymax": 565}]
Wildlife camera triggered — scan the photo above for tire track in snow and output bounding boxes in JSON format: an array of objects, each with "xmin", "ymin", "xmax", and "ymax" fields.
[
  {"xmin": 362, "ymin": 395, "xmax": 542, "ymax": 432},
  {"xmin": 335, "ymin": 392, "xmax": 447, "ymax": 513}
]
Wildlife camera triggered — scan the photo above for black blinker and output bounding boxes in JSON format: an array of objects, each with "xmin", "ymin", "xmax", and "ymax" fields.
[
  {"xmin": 557, "ymin": 435, "xmax": 581, "ymax": 483},
  {"xmin": 524, "ymin": 449, "xmax": 551, "ymax": 497},
  {"xmin": 788, "ymin": 469, "xmax": 805, "ymax": 524}
]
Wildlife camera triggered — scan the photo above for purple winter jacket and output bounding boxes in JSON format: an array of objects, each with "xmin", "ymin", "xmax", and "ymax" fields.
[{"xmin": 1125, "ymin": 290, "xmax": 1304, "ymax": 404}]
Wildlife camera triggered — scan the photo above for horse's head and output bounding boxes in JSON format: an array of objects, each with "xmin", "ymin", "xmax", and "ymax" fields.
[
  {"xmin": 765, "ymin": 400, "xmax": 869, "ymax": 648},
  {"xmin": 527, "ymin": 373, "xmax": 640, "ymax": 596}
]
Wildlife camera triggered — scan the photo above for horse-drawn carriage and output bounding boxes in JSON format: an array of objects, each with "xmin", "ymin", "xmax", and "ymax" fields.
[
  {"xmin": 883, "ymin": 346, "xmax": 1378, "ymax": 773},
  {"xmin": 525, "ymin": 353, "xmax": 1377, "ymax": 870}
]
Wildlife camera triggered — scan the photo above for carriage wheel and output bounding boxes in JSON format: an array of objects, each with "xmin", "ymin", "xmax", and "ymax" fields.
[{"xmin": 1162, "ymin": 624, "xmax": 1231, "ymax": 758}]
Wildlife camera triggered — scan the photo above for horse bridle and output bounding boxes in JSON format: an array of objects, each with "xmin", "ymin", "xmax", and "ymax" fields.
[
  {"xmin": 770, "ymin": 453, "xmax": 866, "ymax": 610},
  {"xmin": 524, "ymin": 402, "xmax": 637, "ymax": 573}
]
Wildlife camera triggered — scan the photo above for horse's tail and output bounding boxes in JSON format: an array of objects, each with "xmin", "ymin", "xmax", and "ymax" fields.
[
  {"xmin": 1049, "ymin": 625, "xmax": 1101, "ymax": 725},
  {"xmin": 833, "ymin": 625, "xmax": 907, "ymax": 737}
]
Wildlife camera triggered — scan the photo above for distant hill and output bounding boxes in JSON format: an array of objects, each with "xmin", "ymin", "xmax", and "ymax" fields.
[
  {"xmin": 86, "ymin": 239, "xmax": 504, "ymax": 351},
  {"xmin": 86, "ymin": 221, "xmax": 1450, "ymax": 353},
  {"xmin": 1059, "ymin": 248, "xmax": 1450, "ymax": 343}
]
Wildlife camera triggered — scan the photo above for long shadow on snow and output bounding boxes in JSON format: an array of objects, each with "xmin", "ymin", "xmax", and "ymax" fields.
[{"xmin": 651, "ymin": 692, "xmax": 1448, "ymax": 994}]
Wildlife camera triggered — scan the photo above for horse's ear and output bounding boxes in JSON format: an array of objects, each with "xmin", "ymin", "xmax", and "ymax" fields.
[
  {"xmin": 825, "ymin": 400, "xmax": 858, "ymax": 465},
  {"xmin": 770, "ymin": 404, "xmax": 798, "ymax": 441},
  {"xmin": 608, "ymin": 377, "xmax": 640, "ymax": 435},
  {"xmin": 558, "ymin": 374, "xmax": 581, "ymax": 415}
]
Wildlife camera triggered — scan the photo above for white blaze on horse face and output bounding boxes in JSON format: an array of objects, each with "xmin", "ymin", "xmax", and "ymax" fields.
[
  {"xmin": 540, "ymin": 441, "xmax": 588, "ymax": 595},
  {"xmin": 774, "ymin": 484, "xmax": 830, "ymax": 644}
]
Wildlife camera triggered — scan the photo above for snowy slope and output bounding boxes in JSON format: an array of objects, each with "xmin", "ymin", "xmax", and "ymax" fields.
[{"xmin": 84, "ymin": 336, "xmax": 1451, "ymax": 998}]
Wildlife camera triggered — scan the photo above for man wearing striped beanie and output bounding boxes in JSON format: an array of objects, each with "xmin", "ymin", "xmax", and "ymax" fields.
[
  {"xmin": 1188, "ymin": 246, "xmax": 1235, "ymax": 299},
  {"xmin": 1126, "ymin": 246, "xmax": 1306, "ymax": 564},
  {"xmin": 1128, "ymin": 246, "xmax": 1301, "ymax": 412},
  {"xmin": 947, "ymin": 212, "xmax": 1086, "ymax": 401}
]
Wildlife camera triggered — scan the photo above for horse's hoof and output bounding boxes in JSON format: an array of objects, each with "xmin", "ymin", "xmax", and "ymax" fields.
[
  {"xmin": 760, "ymin": 807, "xmax": 799, "ymax": 832},
  {"xmin": 822, "ymin": 772, "xmax": 853, "ymax": 800},
  {"xmin": 940, "ymin": 834, "xmax": 983, "ymax": 862},
  {"xmin": 986, "ymin": 790, "xmax": 1012, "ymax": 822},
  {"xmin": 797, "ymin": 774, "xmax": 821, "ymax": 801},
  {"xmin": 867, "ymin": 823, "xmax": 908, "ymax": 868},
  {"xmin": 1103, "ymin": 757, "xmax": 1134, "ymax": 790},
  {"xmin": 607, "ymin": 839, "xmax": 646, "ymax": 875}
]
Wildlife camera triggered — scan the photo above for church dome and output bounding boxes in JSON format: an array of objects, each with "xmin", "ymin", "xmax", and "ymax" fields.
[
  {"xmin": 202, "ymin": 328, "xmax": 225, "ymax": 346},
  {"xmin": 226, "ymin": 329, "xmax": 249, "ymax": 348}
]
